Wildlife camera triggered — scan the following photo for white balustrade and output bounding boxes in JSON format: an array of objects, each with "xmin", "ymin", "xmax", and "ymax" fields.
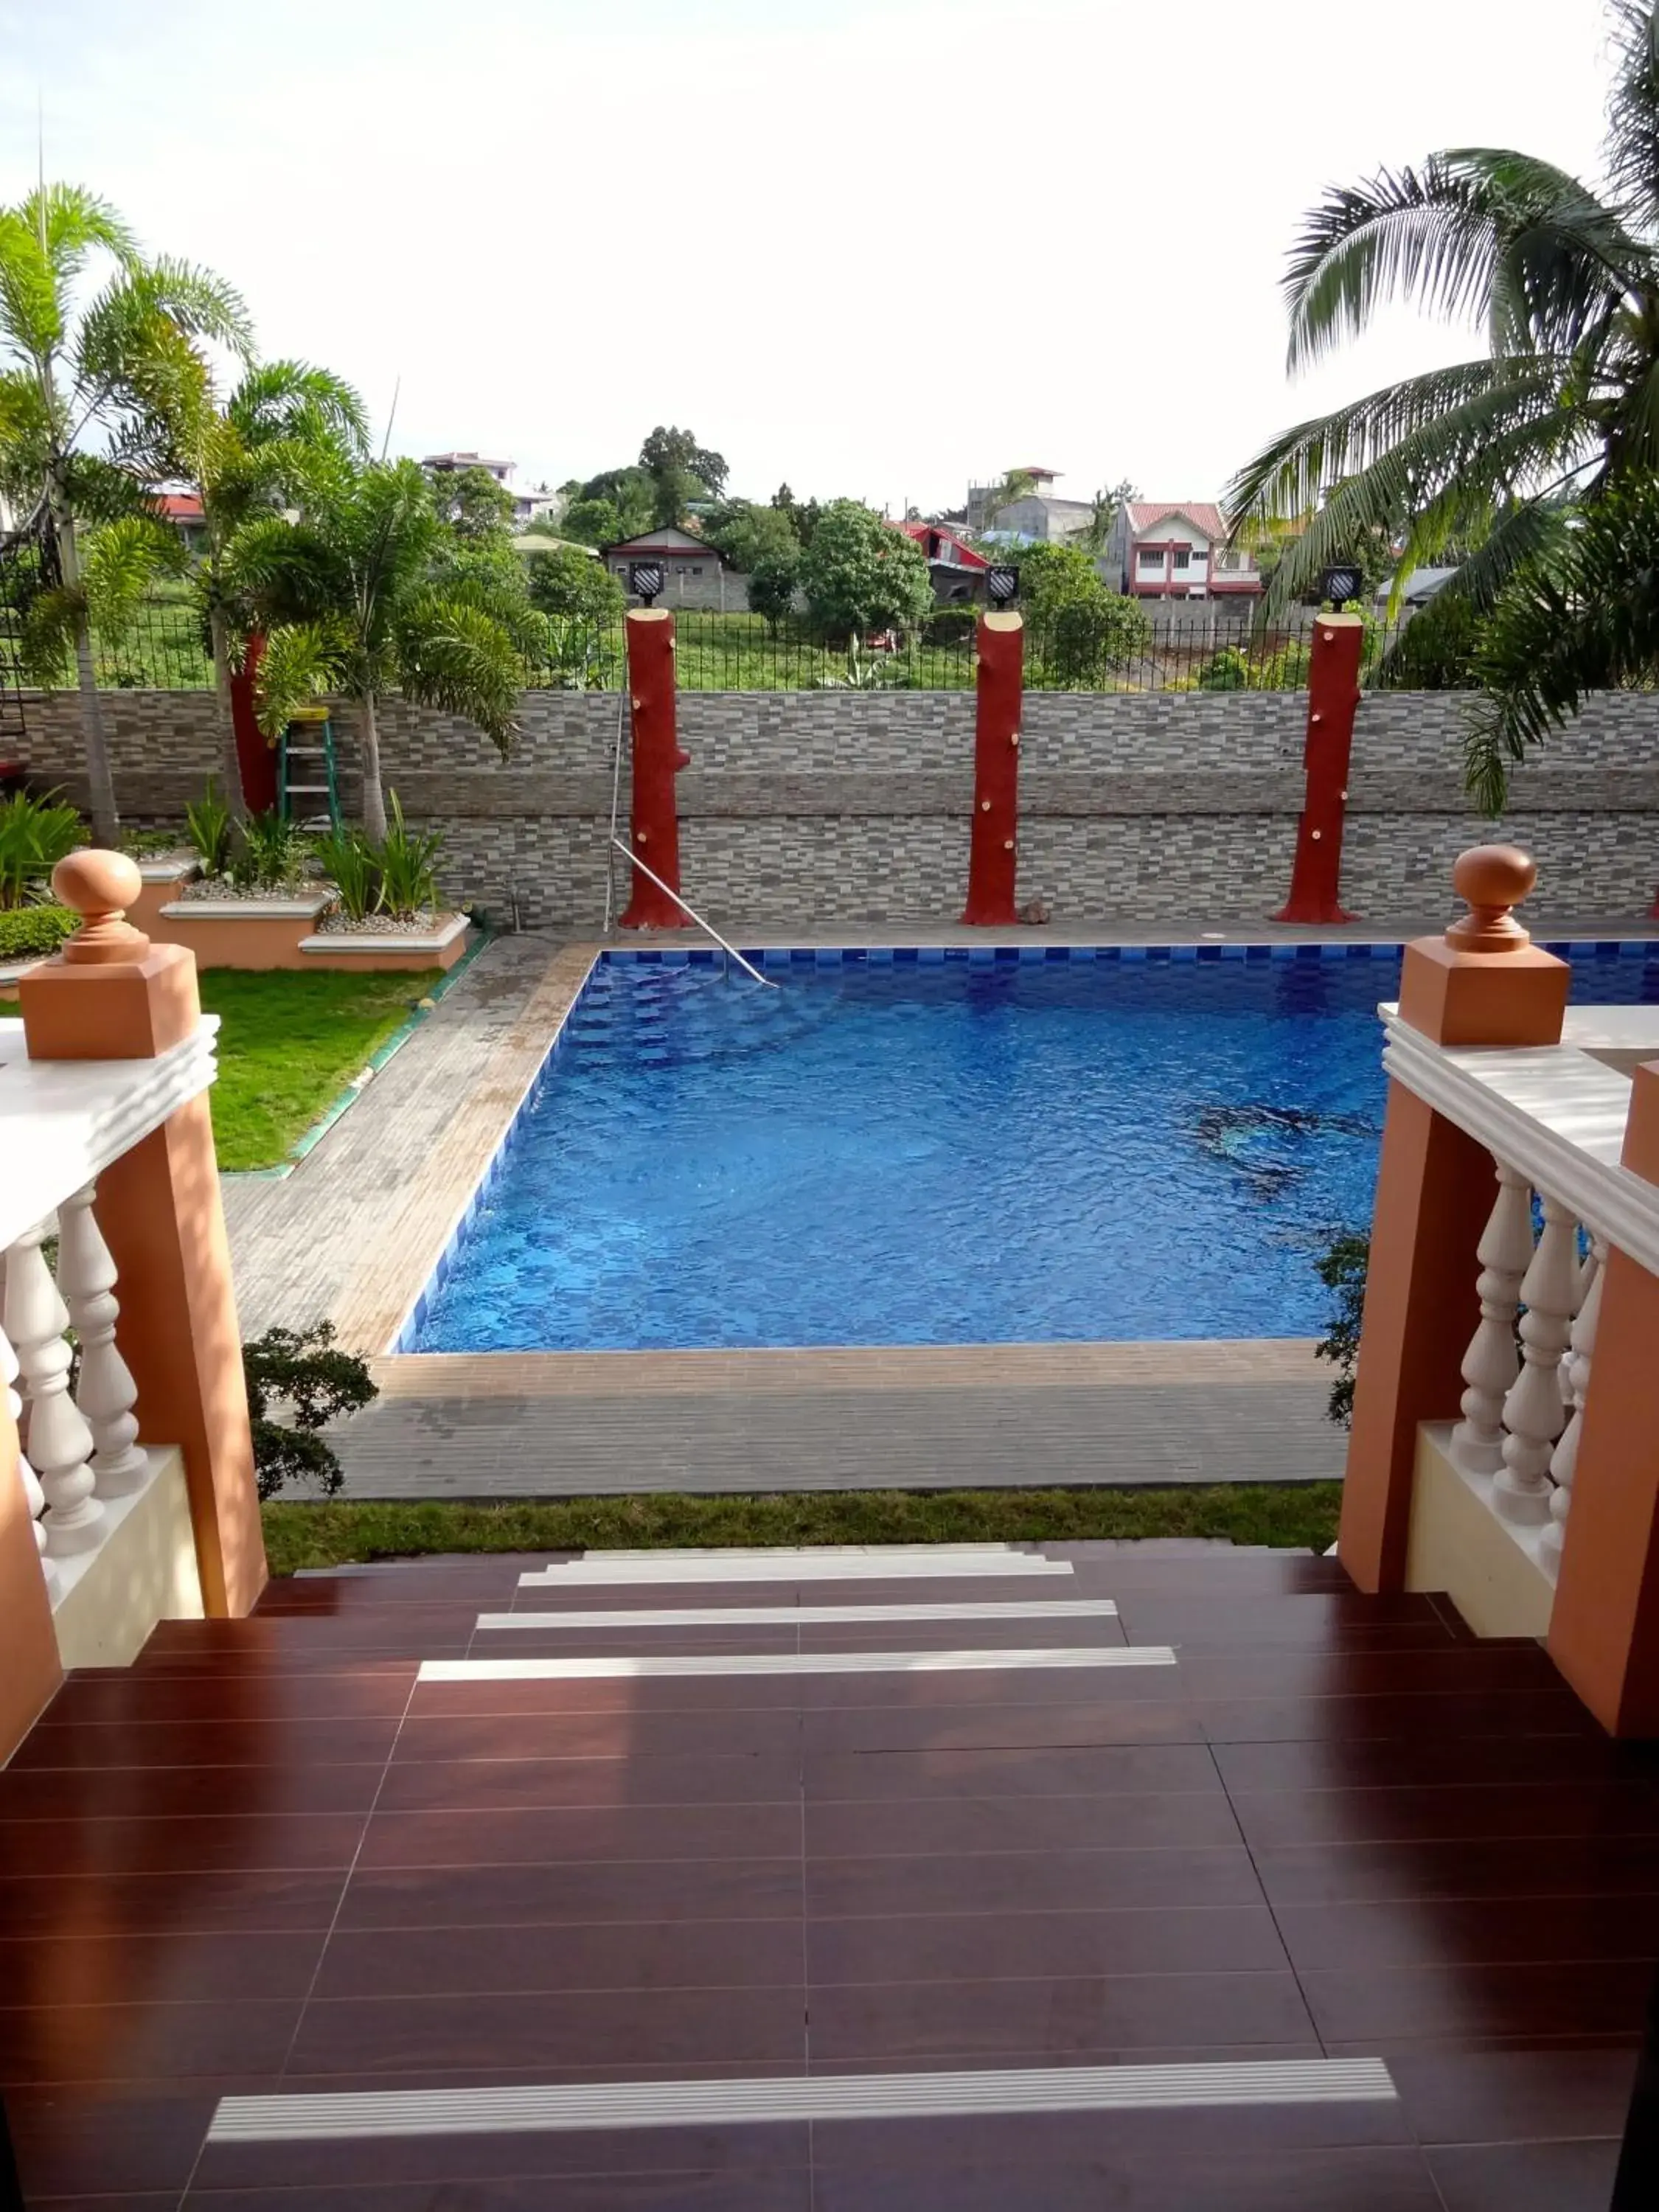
[
  {"xmin": 1540, "ymin": 1238, "xmax": 1605, "ymax": 1578},
  {"xmin": 57, "ymin": 1181, "xmax": 147, "ymax": 1497},
  {"xmin": 1450, "ymin": 1161, "xmax": 1534, "ymax": 1475},
  {"xmin": 1, "ymin": 1321, "xmax": 55, "ymax": 1593},
  {"xmin": 3, "ymin": 1220, "xmax": 104, "ymax": 1556},
  {"xmin": 1494, "ymin": 1194, "xmax": 1580, "ymax": 1526}
]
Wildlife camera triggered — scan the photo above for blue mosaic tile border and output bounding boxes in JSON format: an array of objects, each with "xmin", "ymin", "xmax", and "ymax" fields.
[{"xmin": 389, "ymin": 933, "xmax": 1659, "ymax": 1351}]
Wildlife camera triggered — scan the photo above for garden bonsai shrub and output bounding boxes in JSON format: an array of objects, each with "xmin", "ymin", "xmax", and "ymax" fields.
[
  {"xmin": 1314, "ymin": 1229, "xmax": 1369, "ymax": 1427},
  {"xmin": 244, "ymin": 1321, "xmax": 378, "ymax": 1500}
]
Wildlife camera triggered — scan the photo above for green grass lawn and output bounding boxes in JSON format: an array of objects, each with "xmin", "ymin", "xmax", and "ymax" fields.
[
  {"xmin": 261, "ymin": 1484, "xmax": 1343, "ymax": 1575},
  {"xmin": 202, "ymin": 969, "xmax": 442, "ymax": 1169}
]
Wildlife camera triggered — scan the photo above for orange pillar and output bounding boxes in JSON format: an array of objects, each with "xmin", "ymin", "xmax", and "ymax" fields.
[
  {"xmin": 1338, "ymin": 847, "xmax": 1570, "ymax": 1592},
  {"xmin": 0, "ymin": 1389, "xmax": 62, "ymax": 1762},
  {"xmin": 18, "ymin": 852, "xmax": 268, "ymax": 1617},
  {"xmin": 962, "ymin": 611, "xmax": 1023, "ymax": 925},
  {"xmin": 619, "ymin": 607, "xmax": 692, "ymax": 930},
  {"xmin": 1273, "ymin": 611, "xmax": 1364, "ymax": 924},
  {"xmin": 1548, "ymin": 1065, "xmax": 1659, "ymax": 1734}
]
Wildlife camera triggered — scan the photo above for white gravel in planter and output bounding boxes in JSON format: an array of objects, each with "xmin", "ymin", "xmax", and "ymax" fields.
[
  {"xmin": 176, "ymin": 875, "xmax": 321, "ymax": 904},
  {"xmin": 312, "ymin": 908, "xmax": 466, "ymax": 937}
]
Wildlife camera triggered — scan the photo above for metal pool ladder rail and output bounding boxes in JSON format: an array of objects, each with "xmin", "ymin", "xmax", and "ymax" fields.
[{"xmin": 608, "ymin": 838, "xmax": 777, "ymax": 988}]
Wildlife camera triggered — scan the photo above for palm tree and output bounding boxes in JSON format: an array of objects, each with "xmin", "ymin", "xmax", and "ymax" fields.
[
  {"xmin": 156, "ymin": 358, "xmax": 369, "ymax": 821},
  {"xmin": 0, "ymin": 185, "xmax": 249, "ymax": 838},
  {"xmin": 230, "ymin": 457, "xmax": 547, "ymax": 841},
  {"xmin": 1226, "ymin": 5, "xmax": 1659, "ymax": 660}
]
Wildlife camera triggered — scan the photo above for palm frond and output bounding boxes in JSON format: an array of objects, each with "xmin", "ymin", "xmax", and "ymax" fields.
[
  {"xmin": 1605, "ymin": 2, "xmax": 1659, "ymax": 228},
  {"xmin": 252, "ymin": 620, "xmax": 352, "ymax": 739},
  {"xmin": 392, "ymin": 592, "xmax": 525, "ymax": 755},
  {"xmin": 81, "ymin": 513, "xmax": 185, "ymax": 622},
  {"xmin": 227, "ymin": 361, "xmax": 369, "ymax": 456},
  {"xmin": 18, "ymin": 185, "xmax": 139, "ymax": 282}
]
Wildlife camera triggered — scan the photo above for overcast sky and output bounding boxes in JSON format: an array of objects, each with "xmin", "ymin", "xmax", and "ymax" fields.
[{"xmin": 0, "ymin": 0, "xmax": 1621, "ymax": 514}]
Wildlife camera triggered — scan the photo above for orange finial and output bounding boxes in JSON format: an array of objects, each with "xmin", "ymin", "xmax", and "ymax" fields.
[
  {"xmin": 1446, "ymin": 845, "xmax": 1537, "ymax": 954},
  {"xmin": 50, "ymin": 851, "xmax": 151, "ymax": 965}
]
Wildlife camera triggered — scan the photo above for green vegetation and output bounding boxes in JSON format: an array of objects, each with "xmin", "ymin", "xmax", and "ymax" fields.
[
  {"xmin": 245, "ymin": 1322, "xmax": 378, "ymax": 1500},
  {"xmin": 0, "ymin": 905, "xmax": 77, "ymax": 960},
  {"xmin": 800, "ymin": 498, "xmax": 933, "ymax": 635},
  {"xmin": 201, "ymin": 968, "xmax": 442, "ymax": 1169},
  {"xmin": 0, "ymin": 790, "xmax": 83, "ymax": 907},
  {"xmin": 260, "ymin": 1482, "xmax": 1345, "ymax": 1574},
  {"xmin": 1315, "ymin": 1230, "xmax": 1370, "ymax": 1427}
]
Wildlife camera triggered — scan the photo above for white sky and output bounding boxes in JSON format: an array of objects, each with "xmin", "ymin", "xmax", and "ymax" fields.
[{"xmin": 0, "ymin": 0, "xmax": 1621, "ymax": 514}]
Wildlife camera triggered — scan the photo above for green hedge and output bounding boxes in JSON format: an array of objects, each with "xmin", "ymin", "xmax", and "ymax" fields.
[{"xmin": 0, "ymin": 905, "xmax": 78, "ymax": 961}]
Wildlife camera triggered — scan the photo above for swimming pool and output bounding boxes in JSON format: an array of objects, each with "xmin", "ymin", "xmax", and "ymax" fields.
[{"xmin": 399, "ymin": 942, "xmax": 1659, "ymax": 1354}]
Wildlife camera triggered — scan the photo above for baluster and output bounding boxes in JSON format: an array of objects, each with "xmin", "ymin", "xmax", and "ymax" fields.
[
  {"xmin": 1540, "ymin": 1237, "xmax": 1606, "ymax": 1578},
  {"xmin": 57, "ymin": 1182, "xmax": 147, "ymax": 1498},
  {"xmin": 1494, "ymin": 1194, "xmax": 1579, "ymax": 1525},
  {"xmin": 1, "ymin": 1321, "xmax": 55, "ymax": 1593},
  {"xmin": 3, "ymin": 1222, "xmax": 103, "ymax": 1555},
  {"xmin": 1450, "ymin": 1161, "xmax": 1535, "ymax": 1475}
]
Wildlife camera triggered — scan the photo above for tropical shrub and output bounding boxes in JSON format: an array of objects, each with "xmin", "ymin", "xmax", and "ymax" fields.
[
  {"xmin": 1046, "ymin": 590, "xmax": 1152, "ymax": 684},
  {"xmin": 524, "ymin": 543, "xmax": 626, "ymax": 626},
  {"xmin": 375, "ymin": 790, "xmax": 444, "ymax": 919},
  {"xmin": 799, "ymin": 501, "xmax": 933, "ymax": 637},
  {"xmin": 315, "ymin": 822, "xmax": 378, "ymax": 921},
  {"xmin": 185, "ymin": 779, "xmax": 234, "ymax": 877},
  {"xmin": 0, "ymin": 904, "xmax": 77, "ymax": 959},
  {"xmin": 230, "ymin": 809, "xmax": 310, "ymax": 893},
  {"xmin": 1315, "ymin": 1230, "xmax": 1370, "ymax": 1427},
  {"xmin": 745, "ymin": 552, "xmax": 799, "ymax": 633},
  {"xmin": 243, "ymin": 1321, "xmax": 377, "ymax": 1500},
  {"xmin": 0, "ymin": 790, "xmax": 83, "ymax": 908}
]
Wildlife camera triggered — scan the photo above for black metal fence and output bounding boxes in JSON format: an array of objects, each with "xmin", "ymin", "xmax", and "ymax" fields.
[{"xmin": 39, "ymin": 600, "xmax": 1469, "ymax": 697}]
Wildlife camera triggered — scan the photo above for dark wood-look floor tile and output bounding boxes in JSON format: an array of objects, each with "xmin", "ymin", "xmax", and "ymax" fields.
[
  {"xmin": 285, "ymin": 1984, "xmax": 808, "ymax": 2076},
  {"xmin": 1175, "ymin": 1646, "xmax": 1567, "ymax": 1700},
  {"xmin": 312, "ymin": 1917, "xmax": 804, "ymax": 2000},
  {"xmin": 1275, "ymin": 1893, "xmax": 1659, "ymax": 1972},
  {"xmin": 802, "ymin": 1744, "xmax": 1221, "ymax": 1801},
  {"xmin": 0, "ymin": 1761, "xmax": 385, "ymax": 1822},
  {"xmin": 1425, "ymin": 2138, "xmax": 1622, "ymax": 2210},
  {"xmin": 0, "ymin": 1997, "xmax": 299, "ymax": 2086},
  {"xmin": 1231, "ymin": 1778, "xmax": 1659, "ymax": 1851},
  {"xmin": 355, "ymin": 1799, "xmax": 801, "ymax": 1868},
  {"xmin": 807, "ymin": 1845, "xmax": 1264, "ymax": 1919},
  {"xmin": 256, "ymin": 1568, "xmax": 539, "ymax": 1612},
  {"xmin": 41, "ymin": 1672, "xmax": 415, "ymax": 1725},
  {"xmin": 809, "ymin": 2146, "xmax": 1444, "ymax": 2211},
  {"xmin": 406, "ymin": 1676, "xmax": 809, "ymax": 1717},
  {"xmin": 391, "ymin": 1709, "xmax": 806, "ymax": 1763},
  {"xmin": 0, "ymin": 1812, "xmax": 369, "ymax": 1879},
  {"xmin": 462, "ymin": 1627, "xmax": 806, "ymax": 1660},
  {"xmin": 1384, "ymin": 2042, "xmax": 1641, "ymax": 2143},
  {"xmin": 7, "ymin": 2087, "xmax": 216, "ymax": 2199},
  {"xmin": 374, "ymin": 1751, "xmax": 802, "ymax": 1813},
  {"xmin": 1214, "ymin": 1733, "xmax": 1658, "ymax": 1791},
  {"xmin": 805, "ymin": 1969, "xmax": 1316, "ymax": 2062},
  {"xmin": 790, "ymin": 1620, "xmax": 1130, "ymax": 1653},
  {"xmin": 807, "ymin": 1904, "xmax": 1288, "ymax": 1983},
  {"xmin": 0, "ymin": 1930, "xmax": 327, "ymax": 2008},
  {"xmin": 1253, "ymin": 1832, "xmax": 1659, "ymax": 1907},
  {"xmin": 184, "ymin": 2175, "xmax": 813, "ymax": 2211},
  {"xmin": 1112, "ymin": 1593, "xmax": 1451, "ymax": 1647},
  {"xmin": 798, "ymin": 1666, "xmax": 1190, "ymax": 1710},
  {"xmin": 804, "ymin": 1789, "xmax": 1240, "ymax": 1858},
  {"xmin": 0, "ymin": 1867, "xmax": 344, "ymax": 1938},
  {"xmin": 799, "ymin": 1700, "xmax": 1208, "ymax": 1753},
  {"xmin": 337, "ymin": 1856, "xmax": 804, "ymax": 1930},
  {"xmin": 142, "ymin": 1610, "xmax": 483, "ymax": 1655},
  {"xmin": 1197, "ymin": 1689, "xmax": 1601, "ymax": 1745},
  {"xmin": 1301, "ymin": 1959, "xmax": 1655, "ymax": 2044},
  {"xmin": 8, "ymin": 1717, "xmax": 403, "ymax": 1770}
]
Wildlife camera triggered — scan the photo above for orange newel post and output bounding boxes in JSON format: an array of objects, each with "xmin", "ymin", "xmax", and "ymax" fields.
[
  {"xmin": 619, "ymin": 607, "xmax": 692, "ymax": 930},
  {"xmin": 962, "ymin": 611, "xmax": 1023, "ymax": 925},
  {"xmin": 0, "ymin": 1384, "xmax": 61, "ymax": 1763},
  {"xmin": 1548, "ymin": 1064, "xmax": 1659, "ymax": 1735},
  {"xmin": 18, "ymin": 852, "xmax": 268, "ymax": 1618},
  {"xmin": 1338, "ymin": 847, "xmax": 1570, "ymax": 1593},
  {"xmin": 1273, "ymin": 611, "xmax": 1365, "ymax": 925}
]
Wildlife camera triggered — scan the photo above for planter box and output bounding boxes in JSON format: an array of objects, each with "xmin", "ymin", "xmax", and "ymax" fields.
[
  {"xmin": 299, "ymin": 913, "xmax": 472, "ymax": 973},
  {"xmin": 154, "ymin": 895, "xmax": 333, "ymax": 970}
]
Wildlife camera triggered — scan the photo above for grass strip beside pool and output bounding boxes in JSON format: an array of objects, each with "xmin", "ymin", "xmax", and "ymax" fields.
[
  {"xmin": 262, "ymin": 1485, "xmax": 1343, "ymax": 1575},
  {"xmin": 202, "ymin": 969, "xmax": 443, "ymax": 1170}
]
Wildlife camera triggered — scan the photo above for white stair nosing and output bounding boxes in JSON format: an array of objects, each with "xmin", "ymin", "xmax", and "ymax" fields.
[
  {"xmin": 476, "ymin": 1600, "xmax": 1119, "ymax": 1630},
  {"xmin": 210, "ymin": 2058, "xmax": 1397, "ymax": 2141},
  {"xmin": 518, "ymin": 1555, "xmax": 1075, "ymax": 1587},
  {"xmin": 561, "ymin": 1545, "xmax": 1030, "ymax": 1559},
  {"xmin": 419, "ymin": 1646, "xmax": 1176, "ymax": 1682}
]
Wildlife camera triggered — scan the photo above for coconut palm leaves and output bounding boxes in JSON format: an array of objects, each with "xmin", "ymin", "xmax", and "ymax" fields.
[
  {"xmin": 231, "ymin": 458, "xmax": 547, "ymax": 840},
  {"xmin": 0, "ymin": 183, "xmax": 249, "ymax": 837}
]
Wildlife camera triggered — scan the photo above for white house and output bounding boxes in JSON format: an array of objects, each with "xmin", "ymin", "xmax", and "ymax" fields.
[
  {"xmin": 1105, "ymin": 501, "xmax": 1262, "ymax": 601},
  {"xmin": 422, "ymin": 451, "xmax": 563, "ymax": 529}
]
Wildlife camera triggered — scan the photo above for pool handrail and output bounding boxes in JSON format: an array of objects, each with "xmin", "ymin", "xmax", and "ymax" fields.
[{"xmin": 608, "ymin": 838, "xmax": 777, "ymax": 988}]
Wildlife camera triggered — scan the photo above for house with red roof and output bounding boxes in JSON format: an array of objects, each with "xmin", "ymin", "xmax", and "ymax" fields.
[
  {"xmin": 1105, "ymin": 501, "xmax": 1262, "ymax": 600},
  {"xmin": 153, "ymin": 491, "xmax": 208, "ymax": 556},
  {"xmin": 894, "ymin": 520, "xmax": 990, "ymax": 602}
]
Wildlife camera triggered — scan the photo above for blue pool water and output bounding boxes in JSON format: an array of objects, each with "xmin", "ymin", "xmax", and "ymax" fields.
[{"xmin": 403, "ymin": 944, "xmax": 1659, "ymax": 1352}]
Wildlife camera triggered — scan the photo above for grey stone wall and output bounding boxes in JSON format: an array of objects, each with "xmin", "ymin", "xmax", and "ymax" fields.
[{"xmin": 21, "ymin": 684, "xmax": 1659, "ymax": 928}]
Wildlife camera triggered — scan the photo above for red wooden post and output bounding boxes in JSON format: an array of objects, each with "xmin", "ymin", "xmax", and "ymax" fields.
[
  {"xmin": 962, "ymin": 611, "xmax": 1023, "ymax": 925},
  {"xmin": 619, "ymin": 607, "xmax": 692, "ymax": 931},
  {"xmin": 1273, "ymin": 610, "xmax": 1364, "ymax": 925},
  {"xmin": 230, "ymin": 633, "xmax": 278, "ymax": 814}
]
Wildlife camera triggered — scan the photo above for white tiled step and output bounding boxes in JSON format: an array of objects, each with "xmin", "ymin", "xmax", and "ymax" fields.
[
  {"xmin": 420, "ymin": 1646, "xmax": 1175, "ymax": 1682},
  {"xmin": 211, "ymin": 2058, "xmax": 1397, "ymax": 2141},
  {"xmin": 477, "ymin": 1600, "xmax": 1119, "ymax": 1630},
  {"xmin": 567, "ymin": 1545, "xmax": 1031, "ymax": 1559},
  {"xmin": 518, "ymin": 1554, "xmax": 1074, "ymax": 1586}
]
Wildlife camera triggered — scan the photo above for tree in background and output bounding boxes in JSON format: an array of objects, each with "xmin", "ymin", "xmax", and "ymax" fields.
[
  {"xmin": 746, "ymin": 552, "xmax": 800, "ymax": 633},
  {"xmin": 0, "ymin": 184, "xmax": 250, "ymax": 838},
  {"xmin": 1011, "ymin": 541, "xmax": 1152, "ymax": 681},
  {"xmin": 640, "ymin": 425, "xmax": 727, "ymax": 526},
  {"xmin": 1227, "ymin": 1, "xmax": 1659, "ymax": 661},
  {"xmin": 799, "ymin": 501, "xmax": 932, "ymax": 636},
  {"xmin": 230, "ymin": 457, "xmax": 548, "ymax": 840},
  {"xmin": 1080, "ymin": 477, "xmax": 1140, "ymax": 552},
  {"xmin": 771, "ymin": 483, "xmax": 821, "ymax": 548},
  {"xmin": 701, "ymin": 497, "xmax": 799, "ymax": 577},
  {"xmin": 980, "ymin": 468, "xmax": 1037, "ymax": 528},
  {"xmin": 558, "ymin": 465, "xmax": 655, "ymax": 549},
  {"xmin": 524, "ymin": 542, "xmax": 625, "ymax": 625},
  {"xmin": 429, "ymin": 463, "xmax": 514, "ymax": 542}
]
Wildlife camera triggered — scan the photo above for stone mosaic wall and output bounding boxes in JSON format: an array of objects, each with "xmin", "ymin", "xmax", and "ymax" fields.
[{"xmin": 22, "ymin": 684, "xmax": 1659, "ymax": 928}]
